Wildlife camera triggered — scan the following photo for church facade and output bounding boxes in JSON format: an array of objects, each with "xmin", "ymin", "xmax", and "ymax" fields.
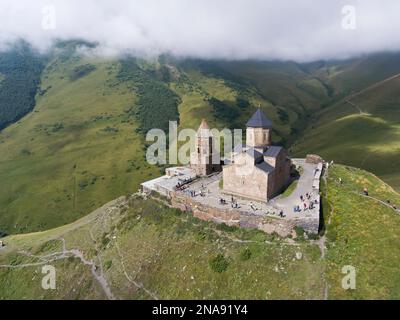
[{"xmin": 222, "ymin": 108, "xmax": 292, "ymax": 201}]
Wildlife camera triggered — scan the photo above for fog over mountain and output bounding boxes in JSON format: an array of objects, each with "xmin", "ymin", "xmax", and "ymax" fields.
[{"xmin": 1, "ymin": 0, "xmax": 400, "ymax": 61}]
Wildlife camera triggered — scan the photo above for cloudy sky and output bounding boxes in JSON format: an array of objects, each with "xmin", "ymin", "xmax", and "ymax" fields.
[{"xmin": 1, "ymin": 0, "xmax": 399, "ymax": 61}]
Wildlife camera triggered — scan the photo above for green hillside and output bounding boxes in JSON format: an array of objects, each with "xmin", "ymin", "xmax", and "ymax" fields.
[
  {"xmin": 291, "ymin": 74, "xmax": 400, "ymax": 191},
  {"xmin": 187, "ymin": 60, "xmax": 332, "ymax": 144},
  {"xmin": 0, "ymin": 45, "xmax": 159, "ymax": 234},
  {"xmin": 314, "ymin": 53, "xmax": 400, "ymax": 96},
  {"xmin": 0, "ymin": 164, "xmax": 399, "ymax": 299}
]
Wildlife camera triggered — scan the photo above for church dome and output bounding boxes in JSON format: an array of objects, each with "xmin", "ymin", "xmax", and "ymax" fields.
[{"xmin": 246, "ymin": 108, "xmax": 272, "ymax": 128}]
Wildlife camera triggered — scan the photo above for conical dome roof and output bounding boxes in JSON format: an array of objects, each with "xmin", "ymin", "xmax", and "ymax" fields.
[
  {"xmin": 197, "ymin": 119, "xmax": 212, "ymax": 137},
  {"xmin": 246, "ymin": 108, "xmax": 272, "ymax": 128},
  {"xmin": 198, "ymin": 119, "xmax": 210, "ymax": 130}
]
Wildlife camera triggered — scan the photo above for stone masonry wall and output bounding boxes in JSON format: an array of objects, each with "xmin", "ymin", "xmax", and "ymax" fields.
[
  {"xmin": 171, "ymin": 192, "xmax": 241, "ymax": 226},
  {"xmin": 168, "ymin": 192, "xmax": 297, "ymax": 236}
]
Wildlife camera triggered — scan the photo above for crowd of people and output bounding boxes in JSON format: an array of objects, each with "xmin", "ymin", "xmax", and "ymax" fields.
[
  {"xmin": 179, "ymin": 178, "xmax": 322, "ymax": 219},
  {"xmin": 294, "ymin": 193, "xmax": 318, "ymax": 214}
]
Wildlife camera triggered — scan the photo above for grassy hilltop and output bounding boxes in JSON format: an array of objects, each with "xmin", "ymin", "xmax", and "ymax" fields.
[{"xmin": 0, "ymin": 164, "xmax": 399, "ymax": 299}]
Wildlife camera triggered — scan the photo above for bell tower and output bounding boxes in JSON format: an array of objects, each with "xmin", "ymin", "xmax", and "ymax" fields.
[
  {"xmin": 190, "ymin": 119, "xmax": 221, "ymax": 176},
  {"xmin": 246, "ymin": 108, "xmax": 272, "ymax": 150}
]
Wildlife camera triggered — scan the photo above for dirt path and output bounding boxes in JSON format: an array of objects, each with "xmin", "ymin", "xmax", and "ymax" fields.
[
  {"xmin": 352, "ymin": 192, "xmax": 400, "ymax": 214},
  {"xmin": 0, "ymin": 238, "xmax": 116, "ymax": 300},
  {"xmin": 344, "ymin": 73, "xmax": 400, "ymax": 115},
  {"xmin": 115, "ymin": 241, "xmax": 159, "ymax": 300},
  {"xmin": 347, "ymin": 73, "xmax": 400, "ymax": 101},
  {"xmin": 345, "ymin": 99, "xmax": 366, "ymax": 115}
]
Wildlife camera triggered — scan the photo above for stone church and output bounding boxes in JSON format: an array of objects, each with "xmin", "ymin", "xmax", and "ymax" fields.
[
  {"xmin": 190, "ymin": 108, "xmax": 291, "ymax": 202},
  {"xmin": 222, "ymin": 108, "xmax": 292, "ymax": 201}
]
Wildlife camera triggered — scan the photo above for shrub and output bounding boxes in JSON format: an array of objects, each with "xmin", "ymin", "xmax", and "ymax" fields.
[
  {"xmin": 104, "ymin": 260, "xmax": 113, "ymax": 270},
  {"xmin": 78, "ymin": 180, "xmax": 89, "ymax": 189},
  {"xmin": 69, "ymin": 64, "xmax": 96, "ymax": 81},
  {"xmin": 20, "ymin": 148, "xmax": 31, "ymax": 156},
  {"xmin": 216, "ymin": 223, "xmax": 237, "ymax": 233},
  {"xmin": 209, "ymin": 254, "xmax": 229, "ymax": 273},
  {"xmin": 239, "ymin": 248, "xmax": 252, "ymax": 261}
]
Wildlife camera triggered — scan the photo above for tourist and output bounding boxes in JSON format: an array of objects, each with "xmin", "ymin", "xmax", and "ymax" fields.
[
  {"xmin": 300, "ymin": 195, "xmax": 304, "ymax": 202},
  {"xmin": 304, "ymin": 202, "xmax": 308, "ymax": 210},
  {"xmin": 363, "ymin": 188, "xmax": 369, "ymax": 196},
  {"xmin": 279, "ymin": 210, "xmax": 284, "ymax": 218}
]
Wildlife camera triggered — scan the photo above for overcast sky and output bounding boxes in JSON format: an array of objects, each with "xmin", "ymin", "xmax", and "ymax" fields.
[{"xmin": 1, "ymin": 0, "xmax": 399, "ymax": 62}]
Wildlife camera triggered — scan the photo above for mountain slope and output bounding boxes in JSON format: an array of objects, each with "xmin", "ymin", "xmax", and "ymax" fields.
[
  {"xmin": 0, "ymin": 47, "xmax": 159, "ymax": 234},
  {"xmin": 312, "ymin": 52, "xmax": 400, "ymax": 97},
  {"xmin": 0, "ymin": 164, "xmax": 399, "ymax": 299},
  {"xmin": 291, "ymin": 73, "xmax": 400, "ymax": 191}
]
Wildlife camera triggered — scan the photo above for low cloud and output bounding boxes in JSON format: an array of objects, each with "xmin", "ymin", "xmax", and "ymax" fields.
[{"xmin": 1, "ymin": 0, "xmax": 400, "ymax": 61}]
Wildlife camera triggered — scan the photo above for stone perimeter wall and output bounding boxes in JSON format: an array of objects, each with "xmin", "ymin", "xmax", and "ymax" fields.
[
  {"xmin": 167, "ymin": 192, "xmax": 300, "ymax": 237},
  {"xmin": 170, "ymin": 192, "xmax": 241, "ymax": 227},
  {"xmin": 148, "ymin": 159, "xmax": 324, "ymax": 236}
]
